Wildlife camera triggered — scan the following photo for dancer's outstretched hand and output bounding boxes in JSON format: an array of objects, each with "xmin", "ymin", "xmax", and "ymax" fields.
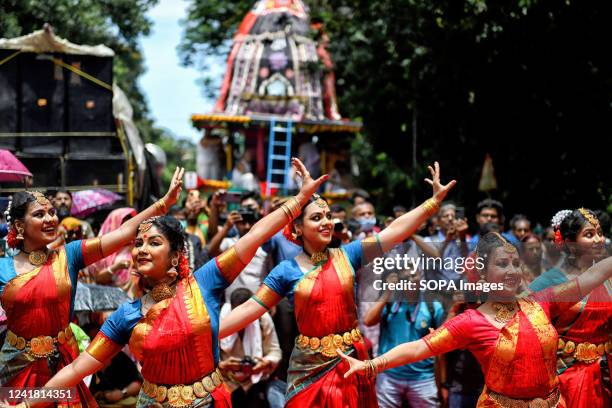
[
  {"xmin": 293, "ymin": 157, "xmax": 328, "ymax": 197},
  {"xmin": 424, "ymin": 161, "xmax": 456, "ymax": 203},
  {"xmin": 337, "ymin": 349, "xmax": 366, "ymax": 379},
  {"xmin": 163, "ymin": 166, "xmax": 185, "ymax": 207}
]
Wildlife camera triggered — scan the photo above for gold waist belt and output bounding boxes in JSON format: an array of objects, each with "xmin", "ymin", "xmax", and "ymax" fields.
[
  {"xmin": 6, "ymin": 326, "xmax": 74, "ymax": 358},
  {"xmin": 142, "ymin": 368, "xmax": 224, "ymax": 408},
  {"xmin": 558, "ymin": 339, "xmax": 611, "ymax": 363},
  {"xmin": 488, "ymin": 387, "xmax": 561, "ymax": 408},
  {"xmin": 297, "ymin": 328, "xmax": 363, "ymax": 358}
]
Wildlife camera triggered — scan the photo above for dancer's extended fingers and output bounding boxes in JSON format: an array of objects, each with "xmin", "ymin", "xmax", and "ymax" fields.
[
  {"xmin": 313, "ymin": 174, "xmax": 329, "ymax": 189},
  {"xmin": 444, "ymin": 180, "xmax": 457, "ymax": 191},
  {"xmin": 292, "ymin": 157, "xmax": 310, "ymax": 178}
]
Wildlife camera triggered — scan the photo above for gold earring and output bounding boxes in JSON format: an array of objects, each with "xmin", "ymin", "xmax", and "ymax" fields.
[
  {"xmin": 16, "ymin": 225, "xmax": 24, "ymax": 240},
  {"xmin": 171, "ymin": 258, "xmax": 179, "ymax": 267}
]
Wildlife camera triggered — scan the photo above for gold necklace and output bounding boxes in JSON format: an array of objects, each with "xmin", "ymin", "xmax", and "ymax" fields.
[
  {"xmin": 492, "ymin": 302, "xmax": 517, "ymax": 323},
  {"xmin": 304, "ymin": 248, "xmax": 329, "ymax": 265},
  {"xmin": 21, "ymin": 249, "xmax": 49, "ymax": 267},
  {"xmin": 150, "ymin": 281, "xmax": 175, "ymax": 303}
]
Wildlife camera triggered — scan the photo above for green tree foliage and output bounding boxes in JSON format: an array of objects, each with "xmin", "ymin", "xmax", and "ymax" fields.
[{"xmin": 180, "ymin": 0, "xmax": 612, "ymax": 220}]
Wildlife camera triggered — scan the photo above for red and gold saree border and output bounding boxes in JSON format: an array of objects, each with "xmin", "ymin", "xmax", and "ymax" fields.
[{"xmin": 183, "ymin": 276, "xmax": 214, "ymax": 375}]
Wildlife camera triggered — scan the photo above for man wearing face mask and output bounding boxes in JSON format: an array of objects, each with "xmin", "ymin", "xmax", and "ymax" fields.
[
  {"xmin": 53, "ymin": 189, "xmax": 95, "ymax": 238},
  {"xmin": 352, "ymin": 201, "xmax": 381, "ymax": 239}
]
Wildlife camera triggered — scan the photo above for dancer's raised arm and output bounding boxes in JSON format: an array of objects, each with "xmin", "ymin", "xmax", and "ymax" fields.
[
  {"xmin": 96, "ymin": 167, "xmax": 185, "ymax": 260},
  {"xmin": 231, "ymin": 158, "xmax": 327, "ymax": 264},
  {"xmin": 377, "ymin": 162, "xmax": 456, "ymax": 252}
]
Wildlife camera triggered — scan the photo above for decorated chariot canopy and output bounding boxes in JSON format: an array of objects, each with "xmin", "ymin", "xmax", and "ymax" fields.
[{"xmin": 191, "ymin": 0, "xmax": 361, "ymax": 133}]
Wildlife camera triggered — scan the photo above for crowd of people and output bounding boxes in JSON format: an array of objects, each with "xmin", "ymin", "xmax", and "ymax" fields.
[{"xmin": 0, "ymin": 160, "xmax": 610, "ymax": 408}]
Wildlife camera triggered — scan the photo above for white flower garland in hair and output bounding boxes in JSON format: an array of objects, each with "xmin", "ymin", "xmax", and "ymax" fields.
[
  {"xmin": 3, "ymin": 196, "xmax": 12, "ymax": 223},
  {"xmin": 551, "ymin": 209, "xmax": 573, "ymax": 230}
]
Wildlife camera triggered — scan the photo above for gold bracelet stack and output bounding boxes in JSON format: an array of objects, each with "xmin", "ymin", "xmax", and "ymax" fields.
[
  {"xmin": 363, "ymin": 356, "xmax": 388, "ymax": 378},
  {"xmin": 155, "ymin": 198, "xmax": 168, "ymax": 214},
  {"xmin": 364, "ymin": 359, "xmax": 377, "ymax": 378},
  {"xmin": 280, "ymin": 197, "xmax": 302, "ymax": 221},
  {"xmin": 422, "ymin": 198, "xmax": 440, "ymax": 216}
]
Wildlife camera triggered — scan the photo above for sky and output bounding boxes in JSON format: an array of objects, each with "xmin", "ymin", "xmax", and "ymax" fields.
[{"xmin": 139, "ymin": 0, "xmax": 219, "ymax": 143}]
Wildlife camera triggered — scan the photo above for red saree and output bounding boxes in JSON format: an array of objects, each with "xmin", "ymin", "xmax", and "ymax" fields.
[
  {"xmin": 0, "ymin": 248, "xmax": 98, "ymax": 407},
  {"xmin": 553, "ymin": 281, "xmax": 611, "ymax": 408},
  {"xmin": 252, "ymin": 238, "xmax": 383, "ymax": 407},
  {"xmin": 423, "ymin": 281, "xmax": 585, "ymax": 407},
  {"xmin": 88, "ymin": 275, "xmax": 231, "ymax": 408},
  {"xmin": 283, "ymin": 248, "xmax": 377, "ymax": 407}
]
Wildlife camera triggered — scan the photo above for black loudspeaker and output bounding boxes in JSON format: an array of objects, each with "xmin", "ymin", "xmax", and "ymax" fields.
[
  {"xmin": 66, "ymin": 55, "xmax": 113, "ymax": 132},
  {"xmin": 65, "ymin": 158, "xmax": 125, "ymax": 186},
  {"xmin": 18, "ymin": 157, "xmax": 61, "ymax": 186},
  {"xmin": 66, "ymin": 135, "xmax": 122, "ymax": 157},
  {"xmin": 0, "ymin": 49, "xmax": 19, "ymax": 149},
  {"xmin": 20, "ymin": 52, "xmax": 65, "ymax": 153}
]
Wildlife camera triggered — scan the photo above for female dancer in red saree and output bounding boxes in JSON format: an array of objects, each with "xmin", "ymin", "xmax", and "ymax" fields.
[
  {"xmin": 339, "ymin": 232, "xmax": 612, "ymax": 407},
  {"xmin": 529, "ymin": 208, "xmax": 611, "ymax": 407},
  {"xmin": 40, "ymin": 158, "xmax": 326, "ymax": 408},
  {"xmin": 219, "ymin": 162, "xmax": 456, "ymax": 407},
  {"xmin": 0, "ymin": 167, "xmax": 185, "ymax": 407}
]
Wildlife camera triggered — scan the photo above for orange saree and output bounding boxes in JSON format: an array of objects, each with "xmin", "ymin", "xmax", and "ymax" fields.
[
  {"xmin": 0, "ymin": 240, "xmax": 103, "ymax": 407},
  {"xmin": 423, "ymin": 280, "xmax": 585, "ymax": 407},
  {"xmin": 252, "ymin": 238, "xmax": 382, "ymax": 407}
]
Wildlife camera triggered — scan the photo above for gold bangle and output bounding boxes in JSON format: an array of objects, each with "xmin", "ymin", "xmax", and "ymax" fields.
[
  {"xmin": 155, "ymin": 198, "xmax": 168, "ymax": 214},
  {"xmin": 368, "ymin": 359, "xmax": 377, "ymax": 378},
  {"xmin": 422, "ymin": 198, "xmax": 440, "ymax": 216},
  {"xmin": 281, "ymin": 197, "xmax": 302, "ymax": 221},
  {"xmin": 375, "ymin": 356, "xmax": 387, "ymax": 373},
  {"xmin": 280, "ymin": 203, "xmax": 292, "ymax": 220},
  {"xmin": 287, "ymin": 197, "xmax": 302, "ymax": 219}
]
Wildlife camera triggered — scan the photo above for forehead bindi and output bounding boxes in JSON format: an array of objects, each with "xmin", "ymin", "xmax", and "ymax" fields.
[
  {"xmin": 28, "ymin": 202, "xmax": 53, "ymax": 214},
  {"xmin": 492, "ymin": 247, "xmax": 518, "ymax": 260},
  {"xmin": 137, "ymin": 226, "xmax": 165, "ymax": 241},
  {"xmin": 305, "ymin": 203, "xmax": 330, "ymax": 217}
]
